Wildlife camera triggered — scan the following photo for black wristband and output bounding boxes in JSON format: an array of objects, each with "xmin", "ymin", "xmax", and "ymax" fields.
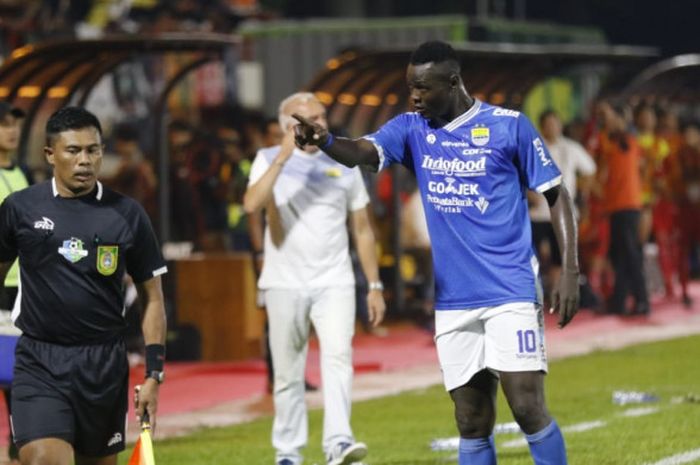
[
  {"xmin": 145, "ymin": 344, "xmax": 165, "ymax": 374},
  {"xmin": 320, "ymin": 133, "xmax": 334, "ymax": 150}
]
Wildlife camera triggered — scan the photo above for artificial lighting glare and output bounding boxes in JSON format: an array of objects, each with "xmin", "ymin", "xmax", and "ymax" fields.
[
  {"xmin": 360, "ymin": 95, "xmax": 381, "ymax": 106},
  {"xmin": 315, "ymin": 91, "xmax": 333, "ymax": 105},
  {"xmin": 18, "ymin": 86, "xmax": 40, "ymax": 98},
  {"xmin": 338, "ymin": 93, "xmax": 357, "ymax": 105}
]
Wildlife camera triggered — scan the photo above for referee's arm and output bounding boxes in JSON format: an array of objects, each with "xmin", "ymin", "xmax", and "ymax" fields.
[
  {"xmin": 137, "ymin": 275, "xmax": 167, "ymax": 346},
  {"xmin": 0, "ymin": 262, "xmax": 10, "ymax": 283},
  {"xmin": 135, "ymin": 275, "xmax": 167, "ymax": 428},
  {"xmin": 0, "ymin": 262, "xmax": 10, "ymax": 304}
]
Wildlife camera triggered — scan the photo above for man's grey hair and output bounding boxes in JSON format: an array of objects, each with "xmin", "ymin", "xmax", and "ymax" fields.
[{"xmin": 278, "ymin": 92, "xmax": 320, "ymax": 132}]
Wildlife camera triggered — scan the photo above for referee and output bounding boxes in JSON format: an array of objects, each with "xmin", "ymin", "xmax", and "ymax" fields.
[{"xmin": 0, "ymin": 107, "xmax": 167, "ymax": 465}]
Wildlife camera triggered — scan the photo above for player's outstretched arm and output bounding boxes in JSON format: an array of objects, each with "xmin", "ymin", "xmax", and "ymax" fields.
[
  {"xmin": 292, "ymin": 114, "xmax": 380, "ymax": 169},
  {"xmin": 544, "ymin": 185, "xmax": 580, "ymax": 328}
]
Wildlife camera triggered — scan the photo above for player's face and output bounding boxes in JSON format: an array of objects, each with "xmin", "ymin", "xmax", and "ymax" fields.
[
  {"xmin": 406, "ymin": 62, "xmax": 454, "ymax": 121},
  {"xmin": 45, "ymin": 127, "xmax": 103, "ymax": 197},
  {"xmin": 541, "ymin": 115, "xmax": 562, "ymax": 141},
  {"xmin": 0, "ymin": 114, "xmax": 21, "ymax": 153},
  {"xmin": 635, "ymin": 108, "xmax": 656, "ymax": 133}
]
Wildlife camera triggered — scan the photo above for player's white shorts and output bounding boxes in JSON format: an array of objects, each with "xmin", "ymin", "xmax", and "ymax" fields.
[{"xmin": 434, "ymin": 302, "xmax": 548, "ymax": 391}]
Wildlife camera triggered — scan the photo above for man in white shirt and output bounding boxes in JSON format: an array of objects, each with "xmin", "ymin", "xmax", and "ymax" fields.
[
  {"xmin": 243, "ymin": 92, "xmax": 386, "ymax": 465},
  {"xmin": 529, "ymin": 109, "xmax": 596, "ymax": 291}
]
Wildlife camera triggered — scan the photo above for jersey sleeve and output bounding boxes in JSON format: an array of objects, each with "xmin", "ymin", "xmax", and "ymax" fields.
[
  {"xmin": 363, "ymin": 114, "xmax": 411, "ymax": 171},
  {"xmin": 347, "ymin": 168, "xmax": 370, "ymax": 212},
  {"xmin": 0, "ymin": 198, "xmax": 18, "ymax": 263},
  {"xmin": 247, "ymin": 149, "xmax": 271, "ymax": 186},
  {"xmin": 515, "ymin": 115, "xmax": 562, "ymax": 193},
  {"xmin": 125, "ymin": 202, "xmax": 167, "ymax": 283}
]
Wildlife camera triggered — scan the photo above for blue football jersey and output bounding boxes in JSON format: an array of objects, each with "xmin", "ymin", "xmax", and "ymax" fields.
[{"xmin": 366, "ymin": 100, "xmax": 562, "ymax": 310}]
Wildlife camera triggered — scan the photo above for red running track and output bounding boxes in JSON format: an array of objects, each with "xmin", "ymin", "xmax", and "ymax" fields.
[{"xmin": 0, "ymin": 288, "xmax": 697, "ymax": 447}]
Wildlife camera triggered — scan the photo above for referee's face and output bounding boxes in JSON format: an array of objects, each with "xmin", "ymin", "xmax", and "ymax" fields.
[{"xmin": 46, "ymin": 127, "xmax": 103, "ymax": 197}]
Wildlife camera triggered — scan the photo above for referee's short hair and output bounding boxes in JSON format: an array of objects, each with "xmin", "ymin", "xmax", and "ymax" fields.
[{"xmin": 46, "ymin": 106, "xmax": 103, "ymax": 146}]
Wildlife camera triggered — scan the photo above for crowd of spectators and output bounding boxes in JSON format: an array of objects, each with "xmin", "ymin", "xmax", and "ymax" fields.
[
  {"xmin": 2, "ymin": 2, "xmax": 700, "ymax": 318},
  {"xmin": 545, "ymin": 99, "xmax": 700, "ymax": 315}
]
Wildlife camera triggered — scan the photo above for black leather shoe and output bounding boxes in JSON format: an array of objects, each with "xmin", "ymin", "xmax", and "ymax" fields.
[{"xmin": 630, "ymin": 302, "xmax": 650, "ymax": 316}]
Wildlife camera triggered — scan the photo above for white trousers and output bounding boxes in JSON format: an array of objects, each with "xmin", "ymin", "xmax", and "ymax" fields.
[{"xmin": 265, "ymin": 287, "xmax": 356, "ymax": 464}]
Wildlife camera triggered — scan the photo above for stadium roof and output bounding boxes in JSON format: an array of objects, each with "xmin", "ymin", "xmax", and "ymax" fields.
[
  {"xmin": 305, "ymin": 42, "xmax": 658, "ymax": 136},
  {"xmin": 0, "ymin": 33, "xmax": 240, "ymax": 241},
  {"xmin": 620, "ymin": 54, "xmax": 700, "ymax": 103}
]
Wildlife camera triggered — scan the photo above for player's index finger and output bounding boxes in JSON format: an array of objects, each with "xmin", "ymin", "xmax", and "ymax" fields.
[{"xmin": 292, "ymin": 113, "xmax": 312, "ymax": 125}]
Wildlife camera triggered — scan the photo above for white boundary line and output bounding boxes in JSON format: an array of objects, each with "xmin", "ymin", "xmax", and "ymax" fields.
[{"xmin": 642, "ymin": 448, "xmax": 700, "ymax": 465}]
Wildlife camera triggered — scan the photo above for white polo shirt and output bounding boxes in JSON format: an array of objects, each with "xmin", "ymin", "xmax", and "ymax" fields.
[
  {"xmin": 529, "ymin": 135, "xmax": 596, "ymax": 222},
  {"xmin": 248, "ymin": 146, "xmax": 370, "ymax": 289}
]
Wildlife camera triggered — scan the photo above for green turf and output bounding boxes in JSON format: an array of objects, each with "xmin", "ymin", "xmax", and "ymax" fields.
[{"xmin": 119, "ymin": 335, "xmax": 700, "ymax": 465}]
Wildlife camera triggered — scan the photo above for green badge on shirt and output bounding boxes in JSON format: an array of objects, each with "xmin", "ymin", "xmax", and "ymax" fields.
[{"xmin": 96, "ymin": 246, "xmax": 118, "ymax": 276}]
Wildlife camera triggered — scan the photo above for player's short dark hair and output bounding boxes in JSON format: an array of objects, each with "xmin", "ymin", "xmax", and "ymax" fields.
[
  {"xmin": 46, "ymin": 106, "xmax": 102, "ymax": 146},
  {"xmin": 410, "ymin": 41, "xmax": 459, "ymax": 66},
  {"xmin": 539, "ymin": 109, "xmax": 559, "ymax": 125},
  {"xmin": 113, "ymin": 122, "xmax": 139, "ymax": 142}
]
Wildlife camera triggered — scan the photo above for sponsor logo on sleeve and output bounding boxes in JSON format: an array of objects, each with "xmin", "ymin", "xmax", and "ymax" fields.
[
  {"xmin": 493, "ymin": 108, "xmax": 520, "ymax": 117},
  {"xmin": 533, "ymin": 138, "xmax": 553, "ymax": 167}
]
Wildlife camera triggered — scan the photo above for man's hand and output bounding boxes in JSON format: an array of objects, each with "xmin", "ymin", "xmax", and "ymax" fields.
[
  {"xmin": 550, "ymin": 269, "xmax": 580, "ymax": 328},
  {"xmin": 275, "ymin": 129, "xmax": 297, "ymax": 164},
  {"xmin": 134, "ymin": 379, "xmax": 160, "ymax": 431},
  {"xmin": 292, "ymin": 113, "xmax": 329, "ymax": 148},
  {"xmin": 367, "ymin": 290, "xmax": 386, "ymax": 327}
]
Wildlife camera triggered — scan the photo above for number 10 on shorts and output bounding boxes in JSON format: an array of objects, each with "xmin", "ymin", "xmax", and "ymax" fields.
[{"xmin": 516, "ymin": 329, "xmax": 537, "ymax": 354}]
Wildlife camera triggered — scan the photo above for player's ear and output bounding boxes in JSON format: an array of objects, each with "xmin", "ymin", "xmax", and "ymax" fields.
[
  {"xmin": 449, "ymin": 73, "xmax": 460, "ymax": 89},
  {"xmin": 44, "ymin": 146, "xmax": 55, "ymax": 165}
]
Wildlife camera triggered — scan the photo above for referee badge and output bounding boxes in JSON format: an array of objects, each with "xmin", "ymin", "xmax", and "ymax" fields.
[
  {"xmin": 58, "ymin": 238, "xmax": 88, "ymax": 263},
  {"xmin": 97, "ymin": 246, "xmax": 119, "ymax": 276}
]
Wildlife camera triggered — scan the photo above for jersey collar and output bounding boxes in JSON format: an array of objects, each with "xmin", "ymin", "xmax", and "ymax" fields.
[
  {"xmin": 443, "ymin": 99, "xmax": 482, "ymax": 132},
  {"xmin": 51, "ymin": 177, "xmax": 103, "ymax": 200}
]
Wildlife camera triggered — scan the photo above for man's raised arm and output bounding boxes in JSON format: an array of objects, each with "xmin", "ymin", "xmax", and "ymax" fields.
[{"xmin": 292, "ymin": 114, "xmax": 380, "ymax": 169}]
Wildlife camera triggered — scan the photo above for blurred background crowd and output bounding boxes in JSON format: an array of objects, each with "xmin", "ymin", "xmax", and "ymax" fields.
[{"xmin": 1, "ymin": 0, "xmax": 699, "ymax": 332}]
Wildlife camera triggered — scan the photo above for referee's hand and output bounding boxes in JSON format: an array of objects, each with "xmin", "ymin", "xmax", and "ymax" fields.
[{"xmin": 134, "ymin": 380, "xmax": 160, "ymax": 431}]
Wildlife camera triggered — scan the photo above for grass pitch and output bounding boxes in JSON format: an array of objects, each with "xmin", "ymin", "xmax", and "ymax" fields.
[{"xmin": 120, "ymin": 335, "xmax": 700, "ymax": 464}]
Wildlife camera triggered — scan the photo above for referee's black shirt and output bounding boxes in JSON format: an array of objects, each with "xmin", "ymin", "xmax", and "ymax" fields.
[{"xmin": 0, "ymin": 179, "xmax": 167, "ymax": 345}]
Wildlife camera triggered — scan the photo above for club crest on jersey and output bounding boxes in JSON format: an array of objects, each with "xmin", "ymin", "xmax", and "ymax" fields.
[
  {"xmin": 426, "ymin": 133, "xmax": 436, "ymax": 144},
  {"xmin": 58, "ymin": 237, "xmax": 88, "ymax": 263},
  {"xmin": 97, "ymin": 246, "xmax": 119, "ymax": 276},
  {"xmin": 470, "ymin": 126, "xmax": 490, "ymax": 147},
  {"xmin": 324, "ymin": 167, "xmax": 341, "ymax": 178}
]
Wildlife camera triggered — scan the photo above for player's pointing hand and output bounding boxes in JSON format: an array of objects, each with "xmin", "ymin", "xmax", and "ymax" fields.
[{"xmin": 292, "ymin": 113, "xmax": 329, "ymax": 149}]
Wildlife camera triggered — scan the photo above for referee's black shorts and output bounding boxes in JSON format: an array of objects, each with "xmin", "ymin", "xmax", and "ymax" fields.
[{"xmin": 10, "ymin": 335, "xmax": 129, "ymax": 457}]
